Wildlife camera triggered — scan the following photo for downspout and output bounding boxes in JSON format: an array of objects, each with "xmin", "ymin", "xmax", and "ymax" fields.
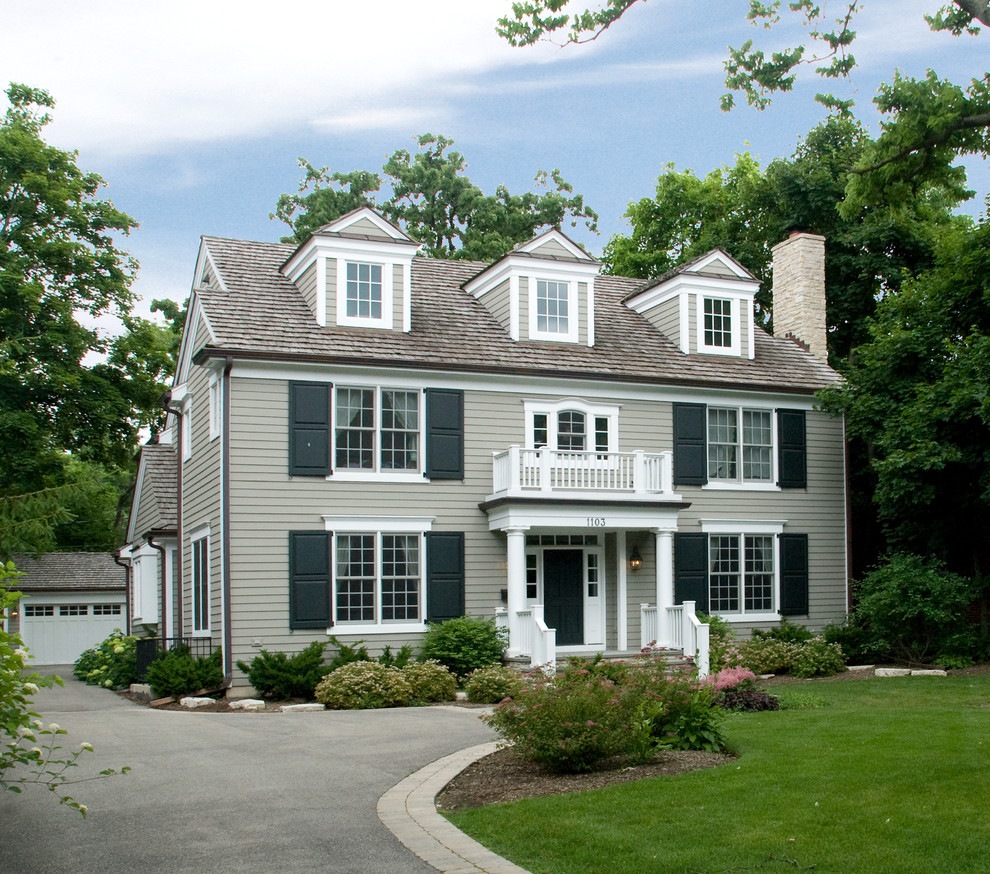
[
  {"xmin": 222, "ymin": 355, "xmax": 233, "ymax": 683},
  {"xmin": 146, "ymin": 534, "xmax": 169, "ymax": 641},
  {"xmin": 113, "ymin": 551, "xmax": 132, "ymax": 635},
  {"xmin": 163, "ymin": 390, "xmax": 185, "ymax": 634}
]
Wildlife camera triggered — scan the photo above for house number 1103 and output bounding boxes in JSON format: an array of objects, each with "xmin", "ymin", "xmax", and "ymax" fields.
[{"xmin": 586, "ymin": 517, "xmax": 606, "ymax": 527}]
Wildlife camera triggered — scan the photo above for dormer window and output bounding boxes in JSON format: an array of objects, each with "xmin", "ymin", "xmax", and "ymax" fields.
[
  {"xmin": 530, "ymin": 277, "xmax": 579, "ymax": 342},
  {"xmin": 703, "ymin": 297, "xmax": 732, "ymax": 348},
  {"xmin": 338, "ymin": 260, "xmax": 392, "ymax": 328}
]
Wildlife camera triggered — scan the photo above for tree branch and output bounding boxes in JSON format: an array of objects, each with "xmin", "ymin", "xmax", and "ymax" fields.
[
  {"xmin": 954, "ymin": 0, "xmax": 990, "ymax": 26},
  {"xmin": 850, "ymin": 111, "xmax": 990, "ymax": 174}
]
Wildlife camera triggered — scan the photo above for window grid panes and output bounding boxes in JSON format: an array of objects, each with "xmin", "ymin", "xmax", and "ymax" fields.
[
  {"xmin": 93, "ymin": 604, "xmax": 122, "ymax": 616},
  {"xmin": 709, "ymin": 535, "xmax": 740, "ymax": 612},
  {"xmin": 526, "ymin": 534, "xmax": 598, "ymax": 546},
  {"xmin": 526, "ymin": 553, "xmax": 538, "ymax": 599},
  {"xmin": 335, "ymin": 387, "xmax": 419, "ymax": 473},
  {"xmin": 587, "ymin": 553, "xmax": 599, "ymax": 598},
  {"xmin": 381, "ymin": 535, "xmax": 419, "ymax": 621},
  {"xmin": 25, "ymin": 605, "xmax": 54, "ymax": 617},
  {"xmin": 709, "ymin": 407, "xmax": 774, "ymax": 482},
  {"xmin": 60, "ymin": 605, "xmax": 88, "ymax": 616},
  {"xmin": 709, "ymin": 534, "xmax": 776, "ymax": 615},
  {"xmin": 380, "ymin": 390, "xmax": 419, "ymax": 470},
  {"xmin": 556, "ymin": 411, "xmax": 586, "ymax": 451},
  {"xmin": 193, "ymin": 537, "xmax": 209, "ymax": 632},
  {"xmin": 536, "ymin": 279, "xmax": 569, "ymax": 334},
  {"xmin": 533, "ymin": 413, "xmax": 548, "ymax": 449},
  {"xmin": 745, "ymin": 535, "xmax": 774, "ymax": 611},
  {"xmin": 345, "ymin": 262, "xmax": 383, "ymax": 320},
  {"xmin": 704, "ymin": 297, "xmax": 732, "ymax": 347},
  {"xmin": 594, "ymin": 416, "xmax": 609, "ymax": 454},
  {"xmin": 336, "ymin": 534, "xmax": 376, "ymax": 622},
  {"xmin": 336, "ymin": 388, "xmax": 375, "ymax": 469}
]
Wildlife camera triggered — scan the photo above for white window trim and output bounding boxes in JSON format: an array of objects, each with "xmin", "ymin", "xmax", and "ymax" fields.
[
  {"xmin": 331, "ymin": 385, "xmax": 425, "ymax": 482},
  {"xmin": 130, "ymin": 544, "xmax": 159, "ymax": 625},
  {"xmin": 704, "ymin": 405, "xmax": 779, "ymax": 489},
  {"xmin": 190, "ymin": 524, "xmax": 211, "ymax": 638},
  {"xmin": 523, "ymin": 398, "xmax": 619, "ymax": 451},
  {"xmin": 700, "ymin": 520, "xmax": 785, "ymax": 622},
  {"xmin": 697, "ymin": 294, "xmax": 742, "ymax": 356},
  {"xmin": 323, "ymin": 516, "xmax": 433, "ymax": 631},
  {"xmin": 208, "ymin": 373, "xmax": 221, "ymax": 442},
  {"xmin": 528, "ymin": 276, "xmax": 579, "ymax": 343},
  {"xmin": 336, "ymin": 258, "xmax": 394, "ymax": 329}
]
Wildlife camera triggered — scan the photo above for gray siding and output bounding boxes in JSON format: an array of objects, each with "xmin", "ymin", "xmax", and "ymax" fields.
[
  {"xmin": 347, "ymin": 216, "xmax": 393, "ymax": 239},
  {"xmin": 482, "ymin": 279, "xmax": 512, "ymax": 334},
  {"xmin": 530, "ymin": 238, "xmax": 575, "ymax": 259},
  {"xmin": 296, "ymin": 261, "xmax": 318, "ymax": 322}
]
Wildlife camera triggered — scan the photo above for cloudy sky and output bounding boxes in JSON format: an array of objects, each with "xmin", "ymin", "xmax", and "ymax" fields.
[{"xmin": 3, "ymin": 1, "xmax": 986, "ymax": 323}]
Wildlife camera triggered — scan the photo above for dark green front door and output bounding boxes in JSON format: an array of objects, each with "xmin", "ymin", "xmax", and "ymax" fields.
[{"xmin": 544, "ymin": 549, "xmax": 584, "ymax": 646}]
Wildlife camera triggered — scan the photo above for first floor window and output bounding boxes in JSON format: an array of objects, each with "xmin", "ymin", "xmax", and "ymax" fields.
[
  {"xmin": 192, "ymin": 535, "xmax": 210, "ymax": 634},
  {"xmin": 335, "ymin": 532, "xmax": 421, "ymax": 623},
  {"xmin": 709, "ymin": 534, "xmax": 774, "ymax": 614}
]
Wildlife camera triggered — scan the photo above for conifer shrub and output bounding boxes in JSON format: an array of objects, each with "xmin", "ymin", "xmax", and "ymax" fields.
[
  {"xmin": 420, "ymin": 616, "xmax": 507, "ymax": 678},
  {"xmin": 236, "ymin": 640, "xmax": 328, "ymax": 699},
  {"xmin": 146, "ymin": 647, "xmax": 223, "ymax": 699}
]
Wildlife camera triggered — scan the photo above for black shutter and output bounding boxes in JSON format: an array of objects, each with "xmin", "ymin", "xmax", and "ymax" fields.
[
  {"xmin": 426, "ymin": 531, "xmax": 465, "ymax": 622},
  {"xmin": 289, "ymin": 382, "xmax": 332, "ymax": 476},
  {"xmin": 674, "ymin": 533, "xmax": 709, "ymax": 613},
  {"xmin": 673, "ymin": 403, "xmax": 708, "ymax": 486},
  {"xmin": 779, "ymin": 533, "xmax": 809, "ymax": 616},
  {"xmin": 289, "ymin": 531, "xmax": 332, "ymax": 629},
  {"xmin": 425, "ymin": 389, "xmax": 464, "ymax": 480},
  {"xmin": 777, "ymin": 409, "xmax": 807, "ymax": 489}
]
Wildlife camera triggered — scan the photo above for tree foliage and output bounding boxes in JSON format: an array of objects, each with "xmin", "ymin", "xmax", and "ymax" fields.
[
  {"xmin": 819, "ymin": 218, "xmax": 990, "ymax": 574},
  {"xmin": 604, "ymin": 118, "xmax": 962, "ymax": 363},
  {"xmin": 273, "ymin": 133, "xmax": 598, "ymax": 258},
  {"xmin": 497, "ymin": 1, "xmax": 989, "ymax": 210}
]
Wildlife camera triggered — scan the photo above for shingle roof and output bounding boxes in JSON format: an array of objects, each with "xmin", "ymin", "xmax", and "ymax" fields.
[
  {"xmin": 11, "ymin": 553, "xmax": 126, "ymax": 592},
  {"xmin": 193, "ymin": 236, "xmax": 840, "ymax": 394},
  {"xmin": 139, "ymin": 443, "xmax": 178, "ymax": 530}
]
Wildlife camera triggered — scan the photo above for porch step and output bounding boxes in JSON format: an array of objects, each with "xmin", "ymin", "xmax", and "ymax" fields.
[{"xmin": 504, "ymin": 648, "xmax": 694, "ymax": 673}]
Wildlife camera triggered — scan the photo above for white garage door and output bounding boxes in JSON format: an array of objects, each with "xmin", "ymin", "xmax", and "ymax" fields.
[{"xmin": 20, "ymin": 595, "xmax": 127, "ymax": 665}]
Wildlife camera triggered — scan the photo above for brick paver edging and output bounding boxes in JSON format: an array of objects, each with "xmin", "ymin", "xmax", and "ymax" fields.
[{"xmin": 377, "ymin": 741, "xmax": 532, "ymax": 874}]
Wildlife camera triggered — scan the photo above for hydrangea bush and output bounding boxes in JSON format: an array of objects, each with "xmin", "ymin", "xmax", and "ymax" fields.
[
  {"xmin": 73, "ymin": 629, "xmax": 138, "ymax": 689},
  {"xmin": 463, "ymin": 664, "xmax": 525, "ymax": 704},
  {"xmin": 314, "ymin": 661, "xmax": 413, "ymax": 709},
  {"xmin": 402, "ymin": 659, "xmax": 457, "ymax": 703}
]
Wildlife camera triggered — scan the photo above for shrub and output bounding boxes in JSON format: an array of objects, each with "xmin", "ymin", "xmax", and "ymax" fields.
[
  {"xmin": 790, "ymin": 638, "xmax": 847, "ymax": 678},
  {"xmin": 402, "ymin": 660, "xmax": 457, "ymax": 703},
  {"xmin": 698, "ymin": 613, "xmax": 742, "ymax": 673},
  {"xmin": 145, "ymin": 647, "xmax": 224, "ymax": 699},
  {"xmin": 703, "ymin": 666, "xmax": 757, "ymax": 693},
  {"xmin": 752, "ymin": 618, "xmax": 814, "ymax": 643},
  {"xmin": 236, "ymin": 640, "xmax": 328, "ymax": 699},
  {"xmin": 73, "ymin": 629, "xmax": 138, "ymax": 689},
  {"xmin": 718, "ymin": 688, "xmax": 781, "ymax": 712},
  {"xmin": 314, "ymin": 661, "xmax": 412, "ymax": 709},
  {"xmin": 629, "ymin": 671, "xmax": 726, "ymax": 753},
  {"xmin": 420, "ymin": 616, "xmax": 507, "ymax": 678},
  {"xmin": 464, "ymin": 665, "xmax": 525, "ymax": 704},
  {"xmin": 851, "ymin": 554, "xmax": 979, "ymax": 663},
  {"xmin": 484, "ymin": 671, "xmax": 631, "ymax": 772},
  {"xmin": 737, "ymin": 638, "xmax": 800, "ymax": 674},
  {"xmin": 376, "ymin": 644, "xmax": 414, "ymax": 669},
  {"xmin": 823, "ymin": 618, "xmax": 886, "ymax": 664}
]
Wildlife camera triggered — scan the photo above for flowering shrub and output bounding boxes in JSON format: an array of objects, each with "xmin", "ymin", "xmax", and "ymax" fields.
[
  {"xmin": 314, "ymin": 661, "xmax": 412, "ymax": 709},
  {"xmin": 790, "ymin": 638, "xmax": 847, "ymax": 678},
  {"xmin": 737, "ymin": 636, "xmax": 846, "ymax": 678},
  {"xmin": 2, "ymin": 562, "xmax": 128, "ymax": 815},
  {"xmin": 402, "ymin": 660, "xmax": 457, "ymax": 703},
  {"xmin": 703, "ymin": 666, "xmax": 757, "ymax": 693},
  {"xmin": 420, "ymin": 616, "xmax": 507, "ymax": 678},
  {"xmin": 699, "ymin": 613, "xmax": 743, "ymax": 673},
  {"xmin": 464, "ymin": 664, "xmax": 525, "ymax": 704},
  {"xmin": 73, "ymin": 629, "xmax": 138, "ymax": 689},
  {"xmin": 737, "ymin": 638, "xmax": 801, "ymax": 674}
]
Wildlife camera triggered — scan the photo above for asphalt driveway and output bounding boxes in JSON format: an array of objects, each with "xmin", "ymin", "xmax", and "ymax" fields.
[{"xmin": 2, "ymin": 667, "xmax": 495, "ymax": 874}]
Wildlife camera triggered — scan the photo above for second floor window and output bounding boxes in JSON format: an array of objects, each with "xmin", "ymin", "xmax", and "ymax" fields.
[
  {"xmin": 531, "ymin": 408, "xmax": 612, "ymax": 453},
  {"xmin": 345, "ymin": 262, "xmax": 383, "ymax": 320},
  {"xmin": 335, "ymin": 387, "xmax": 419, "ymax": 472},
  {"xmin": 708, "ymin": 407, "xmax": 773, "ymax": 482}
]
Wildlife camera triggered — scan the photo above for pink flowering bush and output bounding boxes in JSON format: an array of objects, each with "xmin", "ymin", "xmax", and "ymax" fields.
[{"xmin": 703, "ymin": 666, "xmax": 757, "ymax": 693}]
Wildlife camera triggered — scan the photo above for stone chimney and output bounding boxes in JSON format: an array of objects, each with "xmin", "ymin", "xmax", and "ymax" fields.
[{"xmin": 772, "ymin": 232, "xmax": 827, "ymax": 362}]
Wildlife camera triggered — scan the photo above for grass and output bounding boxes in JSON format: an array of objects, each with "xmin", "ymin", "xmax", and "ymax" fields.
[{"xmin": 447, "ymin": 675, "xmax": 990, "ymax": 874}]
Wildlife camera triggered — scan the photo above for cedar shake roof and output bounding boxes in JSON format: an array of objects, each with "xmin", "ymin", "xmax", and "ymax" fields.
[
  {"xmin": 192, "ymin": 236, "xmax": 840, "ymax": 394},
  {"xmin": 140, "ymin": 443, "xmax": 178, "ymax": 531},
  {"xmin": 12, "ymin": 553, "xmax": 126, "ymax": 592}
]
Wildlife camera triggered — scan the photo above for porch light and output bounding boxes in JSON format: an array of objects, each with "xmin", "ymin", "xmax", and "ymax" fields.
[{"xmin": 629, "ymin": 545, "xmax": 642, "ymax": 571}]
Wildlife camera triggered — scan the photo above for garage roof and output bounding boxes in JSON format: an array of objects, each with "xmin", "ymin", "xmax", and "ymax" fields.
[{"xmin": 11, "ymin": 553, "xmax": 126, "ymax": 592}]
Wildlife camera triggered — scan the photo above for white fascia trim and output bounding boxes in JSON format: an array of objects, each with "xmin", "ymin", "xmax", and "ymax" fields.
[
  {"xmin": 125, "ymin": 454, "xmax": 149, "ymax": 544},
  {"xmin": 322, "ymin": 515, "xmax": 435, "ymax": 532},
  {"xmin": 628, "ymin": 274, "xmax": 759, "ymax": 313},
  {"xmin": 330, "ymin": 207, "xmax": 412, "ymax": 240},
  {"xmin": 282, "ymin": 235, "xmax": 417, "ymax": 282},
  {"xmin": 316, "ymin": 257, "xmax": 327, "ymax": 327},
  {"xmin": 509, "ymin": 274, "xmax": 520, "ymax": 340},
  {"xmin": 703, "ymin": 482, "xmax": 780, "ymax": 492},
  {"xmin": 403, "ymin": 258, "xmax": 412, "ymax": 333},
  {"xmin": 464, "ymin": 254, "xmax": 598, "ymax": 299},
  {"xmin": 516, "ymin": 228, "xmax": 597, "ymax": 260},
  {"xmin": 189, "ymin": 522, "xmax": 211, "ymax": 541},
  {"xmin": 690, "ymin": 250, "xmax": 753, "ymax": 279},
  {"xmin": 173, "ymin": 295, "xmax": 217, "ymax": 387},
  {"xmin": 587, "ymin": 277, "xmax": 595, "ymax": 347},
  {"xmin": 192, "ymin": 244, "xmax": 228, "ymax": 293},
  {"xmin": 700, "ymin": 520, "xmax": 787, "ymax": 534}
]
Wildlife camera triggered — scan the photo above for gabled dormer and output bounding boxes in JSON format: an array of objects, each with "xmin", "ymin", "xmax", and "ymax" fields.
[
  {"xmin": 280, "ymin": 207, "xmax": 420, "ymax": 331},
  {"xmin": 624, "ymin": 249, "xmax": 759, "ymax": 359},
  {"xmin": 463, "ymin": 228, "xmax": 600, "ymax": 346}
]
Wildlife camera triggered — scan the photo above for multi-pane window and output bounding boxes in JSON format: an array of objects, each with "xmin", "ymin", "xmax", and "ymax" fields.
[
  {"xmin": 192, "ymin": 536, "xmax": 210, "ymax": 634},
  {"xmin": 335, "ymin": 533, "xmax": 421, "ymax": 623},
  {"xmin": 93, "ymin": 604, "xmax": 122, "ymax": 616},
  {"xmin": 25, "ymin": 604, "xmax": 54, "ymax": 617},
  {"xmin": 556, "ymin": 410, "xmax": 585, "ymax": 450},
  {"xmin": 60, "ymin": 605, "xmax": 88, "ymax": 616},
  {"xmin": 587, "ymin": 552, "xmax": 600, "ymax": 598},
  {"xmin": 531, "ymin": 409, "xmax": 612, "ymax": 453},
  {"xmin": 535, "ymin": 279, "xmax": 569, "ymax": 334},
  {"xmin": 708, "ymin": 407, "xmax": 773, "ymax": 482},
  {"xmin": 335, "ymin": 387, "xmax": 419, "ymax": 472},
  {"xmin": 345, "ymin": 262, "xmax": 383, "ymax": 320},
  {"xmin": 709, "ymin": 534, "xmax": 775, "ymax": 614},
  {"xmin": 703, "ymin": 297, "xmax": 732, "ymax": 348},
  {"xmin": 526, "ymin": 553, "xmax": 538, "ymax": 599}
]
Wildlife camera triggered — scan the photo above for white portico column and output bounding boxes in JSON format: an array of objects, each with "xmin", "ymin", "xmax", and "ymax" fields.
[
  {"xmin": 655, "ymin": 529, "xmax": 675, "ymax": 644},
  {"xmin": 505, "ymin": 526, "xmax": 529, "ymax": 657}
]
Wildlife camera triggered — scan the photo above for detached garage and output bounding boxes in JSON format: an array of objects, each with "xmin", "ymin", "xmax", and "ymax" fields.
[{"xmin": 8, "ymin": 553, "xmax": 127, "ymax": 665}]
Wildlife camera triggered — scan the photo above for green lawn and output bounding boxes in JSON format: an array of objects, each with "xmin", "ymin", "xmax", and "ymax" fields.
[{"xmin": 447, "ymin": 675, "xmax": 990, "ymax": 874}]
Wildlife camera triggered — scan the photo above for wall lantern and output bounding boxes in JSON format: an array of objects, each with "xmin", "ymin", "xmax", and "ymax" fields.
[{"xmin": 629, "ymin": 545, "xmax": 643, "ymax": 571}]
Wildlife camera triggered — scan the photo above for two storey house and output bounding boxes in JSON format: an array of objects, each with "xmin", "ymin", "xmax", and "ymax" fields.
[{"xmin": 124, "ymin": 207, "xmax": 846, "ymax": 691}]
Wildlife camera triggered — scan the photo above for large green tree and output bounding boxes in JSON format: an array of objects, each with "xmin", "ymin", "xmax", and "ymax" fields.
[
  {"xmin": 819, "ymin": 218, "xmax": 990, "ymax": 578},
  {"xmin": 273, "ymin": 134, "xmax": 598, "ymax": 258},
  {"xmin": 497, "ymin": 1, "xmax": 988, "ymax": 210},
  {"xmin": 0, "ymin": 84, "xmax": 174, "ymax": 554}
]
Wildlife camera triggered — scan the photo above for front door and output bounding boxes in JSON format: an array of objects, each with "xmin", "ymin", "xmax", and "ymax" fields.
[{"xmin": 543, "ymin": 549, "xmax": 584, "ymax": 645}]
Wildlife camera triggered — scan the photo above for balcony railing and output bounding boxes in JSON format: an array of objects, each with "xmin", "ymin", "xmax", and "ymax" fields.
[{"xmin": 491, "ymin": 446, "xmax": 674, "ymax": 498}]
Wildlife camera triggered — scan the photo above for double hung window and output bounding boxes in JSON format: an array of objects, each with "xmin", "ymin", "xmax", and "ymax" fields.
[
  {"xmin": 703, "ymin": 297, "xmax": 732, "ymax": 348},
  {"xmin": 709, "ymin": 534, "xmax": 775, "ymax": 614},
  {"xmin": 708, "ymin": 407, "xmax": 772, "ymax": 483},
  {"xmin": 535, "ymin": 279, "xmax": 569, "ymax": 335},
  {"xmin": 335, "ymin": 532, "xmax": 421, "ymax": 624},
  {"xmin": 345, "ymin": 262, "xmax": 382, "ymax": 320},
  {"xmin": 192, "ymin": 533, "xmax": 210, "ymax": 635},
  {"xmin": 335, "ymin": 387, "xmax": 419, "ymax": 473}
]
